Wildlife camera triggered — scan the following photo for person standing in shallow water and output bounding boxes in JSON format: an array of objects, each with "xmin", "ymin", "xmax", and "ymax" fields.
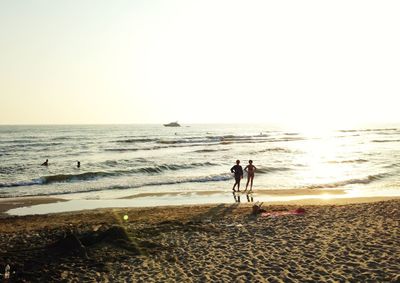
[
  {"xmin": 231, "ymin": 160, "xmax": 243, "ymax": 192},
  {"xmin": 244, "ymin": 160, "xmax": 257, "ymax": 192}
]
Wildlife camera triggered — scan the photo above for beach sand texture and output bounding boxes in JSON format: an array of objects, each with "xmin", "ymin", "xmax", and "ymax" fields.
[{"xmin": 1, "ymin": 200, "xmax": 399, "ymax": 282}]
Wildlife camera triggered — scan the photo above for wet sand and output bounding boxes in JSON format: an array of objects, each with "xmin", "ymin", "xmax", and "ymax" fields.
[
  {"xmin": 1, "ymin": 198, "xmax": 399, "ymax": 282},
  {"xmin": 120, "ymin": 188, "xmax": 348, "ymax": 199},
  {"xmin": 0, "ymin": 197, "xmax": 66, "ymax": 217}
]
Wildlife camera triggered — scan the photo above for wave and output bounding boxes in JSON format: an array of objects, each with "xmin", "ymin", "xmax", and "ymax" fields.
[
  {"xmin": 306, "ymin": 173, "xmax": 388, "ymax": 189},
  {"xmin": 140, "ymin": 173, "xmax": 232, "ymax": 186},
  {"xmin": 136, "ymin": 162, "xmax": 216, "ymax": 174},
  {"xmin": 0, "ymin": 179, "xmax": 43, "ymax": 188},
  {"xmin": 339, "ymin": 128, "xmax": 398, "ymax": 133},
  {"xmin": 335, "ymin": 135, "xmax": 361, "ymax": 139},
  {"xmin": 105, "ymin": 134, "xmax": 306, "ymax": 153},
  {"xmin": 104, "ymin": 148, "xmax": 139, "ymax": 152},
  {"xmin": 376, "ymin": 131, "xmax": 400, "ymax": 135},
  {"xmin": 52, "ymin": 136, "xmax": 72, "ymax": 141},
  {"xmin": 100, "ymin": 158, "xmax": 148, "ymax": 167},
  {"xmin": 3, "ymin": 142, "xmax": 64, "ymax": 149},
  {"xmin": 328, "ymin": 159, "xmax": 368, "ymax": 164},
  {"xmin": 271, "ymin": 137, "xmax": 305, "ymax": 142},
  {"xmin": 372, "ymin": 139, "xmax": 400, "ymax": 143},
  {"xmin": 41, "ymin": 172, "xmax": 114, "ymax": 184},
  {"xmin": 256, "ymin": 167, "xmax": 291, "ymax": 174},
  {"xmin": 105, "ymin": 142, "xmax": 217, "ymax": 152},
  {"xmin": 219, "ymin": 134, "xmax": 263, "ymax": 140},
  {"xmin": 158, "ymin": 137, "xmax": 223, "ymax": 145},
  {"xmin": 383, "ymin": 163, "xmax": 400, "ymax": 169},
  {"xmin": 0, "ymin": 165, "xmax": 28, "ymax": 174},
  {"xmin": 157, "ymin": 134, "xmax": 303, "ymax": 146},
  {"xmin": 0, "ymin": 162, "xmax": 218, "ymax": 188},
  {"xmin": 220, "ymin": 135, "xmax": 303, "ymax": 143},
  {"xmin": 256, "ymin": 147, "xmax": 291, "ymax": 153},
  {"xmin": 183, "ymin": 173, "xmax": 231, "ymax": 183},
  {"xmin": 116, "ymin": 138, "xmax": 157, "ymax": 143},
  {"xmin": 0, "ymin": 139, "xmax": 38, "ymax": 144},
  {"xmin": 0, "ymin": 173, "xmax": 233, "ymax": 198},
  {"xmin": 158, "ymin": 140, "xmax": 197, "ymax": 145},
  {"xmin": 109, "ymin": 144, "xmax": 216, "ymax": 152},
  {"xmin": 193, "ymin": 148, "xmax": 228, "ymax": 153}
]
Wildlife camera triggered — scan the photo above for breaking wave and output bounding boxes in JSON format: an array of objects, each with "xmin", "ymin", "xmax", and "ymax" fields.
[
  {"xmin": 0, "ymin": 173, "xmax": 232, "ymax": 197},
  {"xmin": 305, "ymin": 173, "xmax": 388, "ymax": 189},
  {"xmin": 0, "ymin": 162, "xmax": 218, "ymax": 188}
]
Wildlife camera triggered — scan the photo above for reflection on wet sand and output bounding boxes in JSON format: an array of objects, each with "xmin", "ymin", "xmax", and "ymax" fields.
[{"xmin": 233, "ymin": 191, "xmax": 254, "ymax": 203}]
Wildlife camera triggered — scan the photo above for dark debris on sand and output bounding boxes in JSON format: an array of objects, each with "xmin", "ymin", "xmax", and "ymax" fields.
[{"xmin": 0, "ymin": 224, "xmax": 164, "ymax": 282}]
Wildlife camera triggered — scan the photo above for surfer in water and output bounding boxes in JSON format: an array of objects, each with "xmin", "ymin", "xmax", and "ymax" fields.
[
  {"xmin": 41, "ymin": 159, "xmax": 49, "ymax": 166},
  {"xmin": 231, "ymin": 160, "xmax": 243, "ymax": 192},
  {"xmin": 244, "ymin": 160, "xmax": 257, "ymax": 192}
]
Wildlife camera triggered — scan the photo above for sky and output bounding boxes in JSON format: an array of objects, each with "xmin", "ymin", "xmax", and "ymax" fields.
[{"xmin": 1, "ymin": 0, "xmax": 400, "ymax": 129}]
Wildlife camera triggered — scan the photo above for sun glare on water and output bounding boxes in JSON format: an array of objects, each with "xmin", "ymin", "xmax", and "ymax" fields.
[{"xmin": 293, "ymin": 131, "xmax": 350, "ymax": 188}]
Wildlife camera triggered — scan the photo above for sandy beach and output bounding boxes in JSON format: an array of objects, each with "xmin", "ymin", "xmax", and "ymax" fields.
[{"xmin": 1, "ymin": 198, "xmax": 399, "ymax": 282}]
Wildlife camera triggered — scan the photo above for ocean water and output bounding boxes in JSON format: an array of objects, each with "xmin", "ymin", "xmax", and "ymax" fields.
[{"xmin": 1, "ymin": 124, "xmax": 400, "ymax": 201}]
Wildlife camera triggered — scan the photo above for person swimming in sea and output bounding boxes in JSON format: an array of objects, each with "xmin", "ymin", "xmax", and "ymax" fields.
[
  {"xmin": 244, "ymin": 160, "xmax": 257, "ymax": 192},
  {"xmin": 41, "ymin": 159, "xmax": 49, "ymax": 166},
  {"xmin": 231, "ymin": 160, "xmax": 243, "ymax": 192},
  {"xmin": 77, "ymin": 161, "xmax": 81, "ymax": 168}
]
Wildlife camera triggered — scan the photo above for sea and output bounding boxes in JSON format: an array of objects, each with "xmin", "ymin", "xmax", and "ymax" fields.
[{"xmin": 1, "ymin": 124, "xmax": 400, "ymax": 212}]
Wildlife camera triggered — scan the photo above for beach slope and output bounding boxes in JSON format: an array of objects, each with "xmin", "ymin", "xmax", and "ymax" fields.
[{"xmin": 1, "ymin": 200, "xmax": 399, "ymax": 282}]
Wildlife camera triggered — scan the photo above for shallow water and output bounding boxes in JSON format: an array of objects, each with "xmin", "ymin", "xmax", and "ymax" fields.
[{"xmin": 1, "ymin": 124, "xmax": 400, "ymax": 200}]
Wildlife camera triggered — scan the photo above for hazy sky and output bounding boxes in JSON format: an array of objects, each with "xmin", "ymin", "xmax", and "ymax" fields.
[{"xmin": 1, "ymin": 1, "xmax": 399, "ymax": 128}]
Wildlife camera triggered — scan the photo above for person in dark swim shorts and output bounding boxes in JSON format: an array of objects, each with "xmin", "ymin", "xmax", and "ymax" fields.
[{"xmin": 231, "ymin": 160, "xmax": 243, "ymax": 192}]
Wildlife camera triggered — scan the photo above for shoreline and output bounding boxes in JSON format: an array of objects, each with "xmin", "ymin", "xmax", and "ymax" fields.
[{"xmin": 1, "ymin": 193, "xmax": 400, "ymax": 218}]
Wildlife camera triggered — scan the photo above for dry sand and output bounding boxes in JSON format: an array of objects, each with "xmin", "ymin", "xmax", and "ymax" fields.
[{"xmin": 0, "ymin": 199, "xmax": 399, "ymax": 282}]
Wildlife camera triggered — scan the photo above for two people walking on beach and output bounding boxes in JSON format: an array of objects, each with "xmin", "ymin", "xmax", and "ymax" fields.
[{"xmin": 231, "ymin": 160, "xmax": 257, "ymax": 192}]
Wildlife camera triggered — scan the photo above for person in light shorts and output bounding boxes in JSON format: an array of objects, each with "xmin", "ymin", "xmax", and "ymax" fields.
[{"xmin": 244, "ymin": 160, "xmax": 257, "ymax": 192}]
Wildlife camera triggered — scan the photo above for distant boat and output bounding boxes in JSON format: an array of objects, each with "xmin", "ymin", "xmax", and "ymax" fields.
[{"xmin": 163, "ymin": 121, "xmax": 181, "ymax": 127}]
